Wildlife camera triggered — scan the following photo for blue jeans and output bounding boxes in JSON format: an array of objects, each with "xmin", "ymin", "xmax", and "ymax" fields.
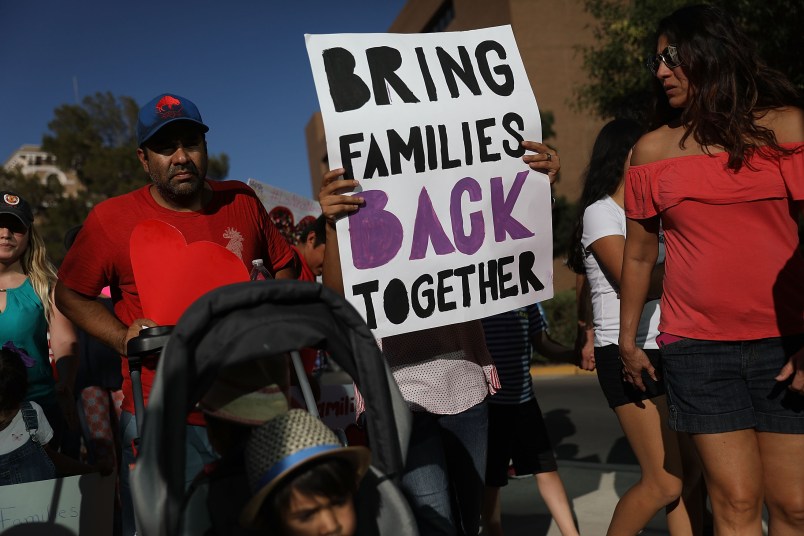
[
  {"xmin": 401, "ymin": 401, "xmax": 488, "ymax": 536},
  {"xmin": 120, "ymin": 410, "xmax": 218, "ymax": 536}
]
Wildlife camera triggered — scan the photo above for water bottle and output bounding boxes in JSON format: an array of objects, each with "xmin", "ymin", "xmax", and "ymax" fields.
[{"xmin": 250, "ymin": 258, "xmax": 273, "ymax": 281}]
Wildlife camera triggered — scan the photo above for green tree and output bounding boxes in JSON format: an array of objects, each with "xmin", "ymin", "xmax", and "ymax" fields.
[
  {"xmin": 540, "ymin": 110, "xmax": 578, "ymax": 258},
  {"xmin": 575, "ymin": 0, "xmax": 804, "ymax": 122},
  {"xmin": 42, "ymin": 91, "xmax": 230, "ymax": 201},
  {"xmin": 207, "ymin": 152, "xmax": 230, "ymax": 181},
  {"xmin": 551, "ymin": 195, "xmax": 576, "ymax": 259}
]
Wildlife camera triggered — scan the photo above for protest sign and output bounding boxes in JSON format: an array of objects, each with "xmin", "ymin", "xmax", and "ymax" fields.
[
  {"xmin": 306, "ymin": 25, "xmax": 553, "ymax": 337},
  {"xmin": 0, "ymin": 473, "xmax": 114, "ymax": 535},
  {"xmin": 247, "ymin": 179, "xmax": 321, "ymax": 245},
  {"xmin": 289, "ymin": 383, "xmax": 357, "ymax": 431}
]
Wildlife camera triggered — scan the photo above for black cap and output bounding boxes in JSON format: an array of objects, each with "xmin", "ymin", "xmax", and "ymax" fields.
[{"xmin": 0, "ymin": 192, "xmax": 34, "ymax": 228}]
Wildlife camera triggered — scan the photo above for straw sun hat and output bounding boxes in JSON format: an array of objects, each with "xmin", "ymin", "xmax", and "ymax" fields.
[{"xmin": 240, "ymin": 409, "xmax": 371, "ymax": 528}]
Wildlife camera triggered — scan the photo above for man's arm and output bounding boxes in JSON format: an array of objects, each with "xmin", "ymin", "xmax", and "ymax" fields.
[{"xmin": 55, "ymin": 281, "xmax": 155, "ymax": 355}]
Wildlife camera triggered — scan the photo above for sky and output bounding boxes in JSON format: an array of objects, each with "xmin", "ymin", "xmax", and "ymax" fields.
[{"xmin": 0, "ymin": 0, "xmax": 407, "ymax": 199}]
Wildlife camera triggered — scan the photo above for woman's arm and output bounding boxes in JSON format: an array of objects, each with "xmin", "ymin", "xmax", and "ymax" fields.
[
  {"xmin": 48, "ymin": 293, "xmax": 78, "ymax": 387},
  {"xmin": 318, "ymin": 168, "xmax": 364, "ymax": 296},
  {"xmin": 48, "ymin": 291, "xmax": 79, "ymax": 430},
  {"xmin": 589, "ymin": 233, "xmax": 664, "ymax": 299},
  {"xmin": 574, "ymin": 273, "xmax": 595, "ymax": 370},
  {"xmin": 588, "ymin": 234, "xmax": 627, "ymax": 287},
  {"xmin": 618, "ymin": 217, "xmax": 661, "ymax": 391}
]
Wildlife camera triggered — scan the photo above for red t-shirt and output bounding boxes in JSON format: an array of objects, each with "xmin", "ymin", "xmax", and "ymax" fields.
[
  {"xmin": 292, "ymin": 245, "xmax": 316, "ymax": 284},
  {"xmin": 625, "ymin": 143, "xmax": 804, "ymax": 340},
  {"xmin": 59, "ymin": 181, "xmax": 294, "ymax": 423},
  {"xmin": 291, "ymin": 245, "xmax": 318, "ymax": 374}
]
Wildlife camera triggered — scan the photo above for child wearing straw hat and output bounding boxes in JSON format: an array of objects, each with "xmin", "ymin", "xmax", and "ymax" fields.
[{"xmin": 241, "ymin": 409, "xmax": 371, "ymax": 535}]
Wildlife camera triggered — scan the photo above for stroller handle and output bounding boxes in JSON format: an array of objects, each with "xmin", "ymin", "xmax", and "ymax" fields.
[
  {"xmin": 127, "ymin": 325, "xmax": 174, "ymax": 440},
  {"xmin": 127, "ymin": 325, "xmax": 174, "ymax": 358}
]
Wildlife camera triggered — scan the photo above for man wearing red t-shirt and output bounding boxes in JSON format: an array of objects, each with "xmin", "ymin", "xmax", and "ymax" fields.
[{"xmin": 55, "ymin": 92, "xmax": 297, "ymax": 536}]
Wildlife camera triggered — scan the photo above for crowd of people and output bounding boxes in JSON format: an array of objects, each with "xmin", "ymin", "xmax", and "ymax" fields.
[{"xmin": 0, "ymin": 4, "xmax": 801, "ymax": 536}]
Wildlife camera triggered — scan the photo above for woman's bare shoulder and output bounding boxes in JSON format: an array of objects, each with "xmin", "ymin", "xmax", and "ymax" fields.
[
  {"xmin": 629, "ymin": 126, "xmax": 681, "ymax": 166},
  {"xmin": 759, "ymin": 106, "xmax": 804, "ymax": 143}
]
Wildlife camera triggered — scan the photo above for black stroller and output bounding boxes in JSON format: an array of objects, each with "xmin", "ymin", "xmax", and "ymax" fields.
[{"xmin": 128, "ymin": 280, "xmax": 418, "ymax": 535}]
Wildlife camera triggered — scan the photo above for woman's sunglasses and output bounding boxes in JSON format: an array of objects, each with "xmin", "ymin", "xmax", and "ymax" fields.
[{"xmin": 645, "ymin": 45, "xmax": 682, "ymax": 75}]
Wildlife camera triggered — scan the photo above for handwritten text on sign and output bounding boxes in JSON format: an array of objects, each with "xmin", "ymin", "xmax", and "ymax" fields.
[{"xmin": 306, "ymin": 25, "xmax": 553, "ymax": 337}]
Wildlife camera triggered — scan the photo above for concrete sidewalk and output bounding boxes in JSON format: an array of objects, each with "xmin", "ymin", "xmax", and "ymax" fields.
[
  {"xmin": 498, "ymin": 461, "xmax": 670, "ymax": 535},
  {"xmin": 531, "ymin": 363, "xmax": 596, "ymax": 378}
]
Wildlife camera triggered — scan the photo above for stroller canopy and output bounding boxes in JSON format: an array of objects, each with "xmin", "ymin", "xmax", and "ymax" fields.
[{"xmin": 130, "ymin": 280, "xmax": 412, "ymax": 536}]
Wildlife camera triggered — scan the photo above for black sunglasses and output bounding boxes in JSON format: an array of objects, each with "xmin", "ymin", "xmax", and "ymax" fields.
[{"xmin": 645, "ymin": 45, "xmax": 682, "ymax": 75}]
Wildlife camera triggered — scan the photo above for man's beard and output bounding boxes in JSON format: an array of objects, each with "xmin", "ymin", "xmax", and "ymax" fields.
[{"xmin": 151, "ymin": 163, "xmax": 204, "ymax": 204}]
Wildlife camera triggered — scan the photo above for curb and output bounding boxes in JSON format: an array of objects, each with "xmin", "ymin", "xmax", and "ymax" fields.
[
  {"xmin": 530, "ymin": 364, "xmax": 596, "ymax": 378},
  {"xmin": 557, "ymin": 458, "xmax": 640, "ymax": 474}
]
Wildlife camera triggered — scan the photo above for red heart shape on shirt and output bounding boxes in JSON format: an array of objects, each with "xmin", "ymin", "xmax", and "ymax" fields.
[{"xmin": 130, "ymin": 219, "xmax": 249, "ymax": 325}]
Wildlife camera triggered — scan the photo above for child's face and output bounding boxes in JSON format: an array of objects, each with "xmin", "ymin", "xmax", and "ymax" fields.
[{"xmin": 280, "ymin": 489, "xmax": 356, "ymax": 536}]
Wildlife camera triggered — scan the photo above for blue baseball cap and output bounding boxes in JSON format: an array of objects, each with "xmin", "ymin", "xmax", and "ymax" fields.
[{"xmin": 137, "ymin": 93, "xmax": 209, "ymax": 146}]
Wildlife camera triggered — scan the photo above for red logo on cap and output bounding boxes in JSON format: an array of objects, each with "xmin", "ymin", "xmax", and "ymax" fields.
[
  {"xmin": 3, "ymin": 194, "xmax": 20, "ymax": 206},
  {"xmin": 155, "ymin": 95, "xmax": 183, "ymax": 119}
]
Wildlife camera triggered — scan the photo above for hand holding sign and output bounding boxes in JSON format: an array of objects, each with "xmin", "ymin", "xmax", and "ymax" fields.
[
  {"xmin": 522, "ymin": 140, "xmax": 560, "ymax": 183},
  {"xmin": 318, "ymin": 169, "xmax": 363, "ymax": 225}
]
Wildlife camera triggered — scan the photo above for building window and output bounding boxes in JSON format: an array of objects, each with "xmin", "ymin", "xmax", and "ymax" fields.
[{"xmin": 423, "ymin": 0, "xmax": 455, "ymax": 33}]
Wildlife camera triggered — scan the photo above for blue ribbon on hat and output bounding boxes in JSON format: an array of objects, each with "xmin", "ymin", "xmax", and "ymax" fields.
[
  {"xmin": 256, "ymin": 444, "xmax": 341, "ymax": 491},
  {"xmin": 2, "ymin": 341, "xmax": 36, "ymax": 367}
]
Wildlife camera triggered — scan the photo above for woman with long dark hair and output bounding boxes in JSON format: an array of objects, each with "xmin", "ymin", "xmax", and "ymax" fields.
[
  {"xmin": 569, "ymin": 119, "xmax": 701, "ymax": 535},
  {"xmin": 619, "ymin": 5, "xmax": 804, "ymax": 534}
]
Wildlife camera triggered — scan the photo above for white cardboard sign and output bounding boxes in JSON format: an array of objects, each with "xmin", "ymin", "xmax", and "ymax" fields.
[
  {"xmin": 289, "ymin": 384, "xmax": 357, "ymax": 431},
  {"xmin": 306, "ymin": 25, "xmax": 553, "ymax": 337},
  {"xmin": 0, "ymin": 473, "xmax": 114, "ymax": 535},
  {"xmin": 247, "ymin": 178, "xmax": 321, "ymax": 245}
]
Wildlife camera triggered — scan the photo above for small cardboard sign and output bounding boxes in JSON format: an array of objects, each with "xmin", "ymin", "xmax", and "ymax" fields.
[
  {"xmin": 0, "ymin": 473, "xmax": 115, "ymax": 535},
  {"xmin": 247, "ymin": 179, "xmax": 321, "ymax": 245},
  {"xmin": 289, "ymin": 384, "xmax": 357, "ymax": 431}
]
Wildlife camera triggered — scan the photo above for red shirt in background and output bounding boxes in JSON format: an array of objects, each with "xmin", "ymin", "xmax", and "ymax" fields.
[{"xmin": 292, "ymin": 245, "xmax": 319, "ymax": 374}]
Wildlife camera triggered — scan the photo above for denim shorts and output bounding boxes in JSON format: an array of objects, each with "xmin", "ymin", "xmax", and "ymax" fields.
[
  {"xmin": 660, "ymin": 335, "xmax": 804, "ymax": 434},
  {"xmin": 595, "ymin": 345, "xmax": 666, "ymax": 408}
]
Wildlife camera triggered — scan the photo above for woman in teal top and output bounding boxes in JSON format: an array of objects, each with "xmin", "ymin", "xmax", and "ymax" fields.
[{"xmin": 0, "ymin": 191, "xmax": 77, "ymax": 449}]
